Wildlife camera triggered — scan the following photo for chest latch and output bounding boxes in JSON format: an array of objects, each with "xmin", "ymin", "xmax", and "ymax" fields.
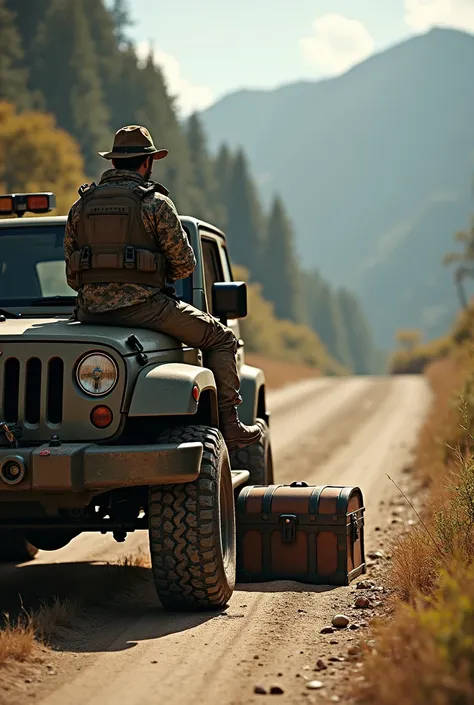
[{"xmin": 279, "ymin": 514, "xmax": 298, "ymax": 543}]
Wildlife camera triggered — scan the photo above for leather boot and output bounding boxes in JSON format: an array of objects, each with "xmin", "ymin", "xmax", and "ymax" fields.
[{"xmin": 219, "ymin": 407, "xmax": 262, "ymax": 450}]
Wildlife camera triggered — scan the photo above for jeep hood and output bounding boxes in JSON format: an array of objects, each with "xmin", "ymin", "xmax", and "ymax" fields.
[{"xmin": 0, "ymin": 317, "xmax": 182, "ymax": 354}]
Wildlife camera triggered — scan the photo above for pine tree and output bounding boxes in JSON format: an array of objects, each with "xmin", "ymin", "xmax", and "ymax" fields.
[
  {"xmin": 0, "ymin": 0, "xmax": 31, "ymax": 109},
  {"xmin": 338, "ymin": 288, "xmax": 378, "ymax": 374},
  {"xmin": 32, "ymin": 0, "xmax": 110, "ymax": 174},
  {"xmin": 225, "ymin": 149, "xmax": 265, "ymax": 276},
  {"xmin": 111, "ymin": 0, "xmax": 132, "ymax": 45},
  {"xmin": 186, "ymin": 113, "xmax": 224, "ymax": 224},
  {"xmin": 260, "ymin": 196, "xmax": 301, "ymax": 322},
  {"xmin": 115, "ymin": 49, "xmax": 194, "ymax": 212},
  {"xmin": 304, "ymin": 270, "xmax": 354, "ymax": 370},
  {"xmin": 213, "ymin": 144, "xmax": 234, "ymax": 230},
  {"xmin": 82, "ymin": 0, "xmax": 122, "ymax": 113}
]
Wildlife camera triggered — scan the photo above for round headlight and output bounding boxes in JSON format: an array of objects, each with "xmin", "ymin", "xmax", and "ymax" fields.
[{"xmin": 76, "ymin": 353, "xmax": 118, "ymax": 396}]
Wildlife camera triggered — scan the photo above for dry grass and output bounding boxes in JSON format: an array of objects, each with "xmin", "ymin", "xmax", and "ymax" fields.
[
  {"xmin": 387, "ymin": 527, "xmax": 441, "ymax": 601},
  {"xmin": 33, "ymin": 596, "xmax": 79, "ymax": 641},
  {"xmin": 0, "ymin": 547, "xmax": 152, "ymax": 670},
  {"xmin": 0, "ymin": 615, "xmax": 36, "ymax": 666},
  {"xmin": 357, "ymin": 564, "xmax": 474, "ymax": 705},
  {"xmin": 357, "ymin": 351, "xmax": 474, "ymax": 704},
  {"xmin": 0, "ymin": 597, "xmax": 78, "ymax": 670},
  {"xmin": 114, "ymin": 548, "xmax": 151, "ymax": 570}
]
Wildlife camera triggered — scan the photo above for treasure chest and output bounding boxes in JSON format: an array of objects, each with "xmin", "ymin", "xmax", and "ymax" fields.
[{"xmin": 236, "ymin": 482, "xmax": 366, "ymax": 585}]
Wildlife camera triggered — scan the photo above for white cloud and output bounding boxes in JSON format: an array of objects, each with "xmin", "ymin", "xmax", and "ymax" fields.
[
  {"xmin": 404, "ymin": 0, "xmax": 474, "ymax": 33},
  {"xmin": 300, "ymin": 14, "xmax": 375, "ymax": 75},
  {"xmin": 136, "ymin": 42, "xmax": 214, "ymax": 117}
]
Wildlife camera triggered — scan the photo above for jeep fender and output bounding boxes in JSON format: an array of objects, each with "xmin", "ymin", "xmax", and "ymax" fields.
[
  {"xmin": 239, "ymin": 364, "xmax": 268, "ymax": 426},
  {"xmin": 128, "ymin": 363, "xmax": 218, "ymax": 424}
]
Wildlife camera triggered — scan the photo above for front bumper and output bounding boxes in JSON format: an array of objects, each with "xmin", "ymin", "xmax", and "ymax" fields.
[{"xmin": 0, "ymin": 441, "xmax": 203, "ymax": 493}]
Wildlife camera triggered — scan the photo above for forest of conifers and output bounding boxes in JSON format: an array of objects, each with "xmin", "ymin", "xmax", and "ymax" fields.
[{"xmin": 0, "ymin": 0, "xmax": 383, "ymax": 374}]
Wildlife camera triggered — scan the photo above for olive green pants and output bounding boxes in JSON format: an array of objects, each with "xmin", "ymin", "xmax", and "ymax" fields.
[{"xmin": 77, "ymin": 292, "xmax": 242, "ymax": 411}]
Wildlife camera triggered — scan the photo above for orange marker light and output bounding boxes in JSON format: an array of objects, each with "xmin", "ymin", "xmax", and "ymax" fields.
[
  {"xmin": 192, "ymin": 385, "xmax": 200, "ymax": 401},
  {"xmin": 27, "ymin": 194, "xmax": 49, "ymax": 211},
  {"xmin": 0, "ymin": 196, "xmax": 13, "ymax": 213},
  {"xmin": 90, "ymin": 405, "xmax": 113, "ymax": 428}
]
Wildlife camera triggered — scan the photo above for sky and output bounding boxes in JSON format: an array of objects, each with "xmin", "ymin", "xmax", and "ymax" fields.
[{"xmin": 123, "ymin": 0, "xmax": 474, "ymax": 115}]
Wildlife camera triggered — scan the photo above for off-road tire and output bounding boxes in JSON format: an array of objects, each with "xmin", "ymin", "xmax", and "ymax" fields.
[
  {"xmin": 0, "ymin": 531, "xmax": 38, "ymax": 563},
  {"xmin": 149, "ymin": 425, "xmax": 236, "ymax": 611},
  {"xmin": 230, "ymin": 419, "xmax": 274, "ymax": 486}
]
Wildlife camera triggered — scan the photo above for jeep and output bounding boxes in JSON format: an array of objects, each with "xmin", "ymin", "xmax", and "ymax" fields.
[{"xmin": 0, "ymin": 191, "xmax": 274, "ymax": 611}]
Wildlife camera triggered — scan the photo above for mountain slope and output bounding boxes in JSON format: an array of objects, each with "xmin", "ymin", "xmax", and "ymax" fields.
[{"xmin": 200, "ymin": 28, "xmax": 474, "ymax": 347}]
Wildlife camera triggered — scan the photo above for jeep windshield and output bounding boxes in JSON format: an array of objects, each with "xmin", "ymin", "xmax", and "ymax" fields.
[{"xmin": 0, "ymin": 222, "xmax": 190, "ymax": 307}]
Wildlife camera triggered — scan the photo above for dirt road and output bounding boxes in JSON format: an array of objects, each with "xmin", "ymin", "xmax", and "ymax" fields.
[{"xmin": 0, "ymin": 375, "xmax": 431, "ymax": 705}]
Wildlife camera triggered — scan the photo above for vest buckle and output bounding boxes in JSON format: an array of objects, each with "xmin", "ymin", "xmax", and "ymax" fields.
[
  {"xmin": 80, "ymin": 246, "xmax": 91, "ymax": 270},
  {"xmin": 125, "ymin": 246, "xmax": 136, "ymax": 268}
]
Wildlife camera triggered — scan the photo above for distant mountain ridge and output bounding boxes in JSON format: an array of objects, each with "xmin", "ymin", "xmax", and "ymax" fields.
[{"xmin": 200, "ymin": 28, "xmax": 474, "ymax": 347}]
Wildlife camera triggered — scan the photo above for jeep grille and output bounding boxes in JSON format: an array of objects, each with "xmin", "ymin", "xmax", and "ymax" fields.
[
  {"xmin": 0, "ymin": 343, "xmax": 125, "ymax": 443},
  {"xmin": 3, "ymin": 356, "xmax": 64, "ymax": 426}
]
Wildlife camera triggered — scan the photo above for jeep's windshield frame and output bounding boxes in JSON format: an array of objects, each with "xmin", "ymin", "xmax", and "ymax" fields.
[{"xmin": 0, "ymin": 221, "xmax": 192, "ymax": 308}]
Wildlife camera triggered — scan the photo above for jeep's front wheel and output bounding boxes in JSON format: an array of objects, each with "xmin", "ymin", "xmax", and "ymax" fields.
[
  {"xmin": 0, "ymin": 531, "xmax": 38, "ymax": 563},
  {"xmin": 149, "ymin": 425, "xmax": 236, "ymax": 611}
]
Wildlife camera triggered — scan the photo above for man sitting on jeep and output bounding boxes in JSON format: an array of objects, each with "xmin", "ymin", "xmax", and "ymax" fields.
[{"xmin": 64, "ymin": 124, "xmax": 262, "ymax": 450}]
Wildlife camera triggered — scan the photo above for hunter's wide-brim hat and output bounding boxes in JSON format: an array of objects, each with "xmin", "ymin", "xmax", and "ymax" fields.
[{"xmin": 98, "ymin": 125, "xmax": 168, "ymax": 160}]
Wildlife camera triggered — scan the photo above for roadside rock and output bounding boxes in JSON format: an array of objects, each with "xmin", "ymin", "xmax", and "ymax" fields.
[
  {"xmin": 254, "ymin": 685, "xmax": 267, "ymax": 695},
  {"xmin": 354, "ymin": 597, "xmax": 371, "ymax": 609},
  {"xmin": 367, "ymin": 550, "xmax": 385, "ymax": 560},
  {"xmin": 315, "ymin": 659, "xmax": 328, "ymax": 671},
  {"xmin": 331, "ymin": 614, "xmax": 350, "ymax": 628},
  {"xmin": 320, "ymin": 626, "xmax": 335, "ymax": 634},
  {"xmin": 348, "ymin": 646, "xmax": 361, "ymax": 656},
  {"xmin": 306, "ymin": 680, "xmax": 325, "ymax": 690},
  {"xmin": 270, "ymin": 685, "xmax": 284, "ymax": 695},
  {"xmin": 356, "ymin": 580, "xmax": 376, "ymax": 590}
]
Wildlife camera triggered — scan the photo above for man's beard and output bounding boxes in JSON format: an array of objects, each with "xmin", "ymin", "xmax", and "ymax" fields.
[{"xmin": 144, "ymin": 159, "xmax": 153, "ymax": 181}]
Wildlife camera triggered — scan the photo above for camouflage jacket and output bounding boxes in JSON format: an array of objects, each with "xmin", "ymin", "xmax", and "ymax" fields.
[{"xmin": 64, "ymin": 169, "xmax": 196, "ymax": 313}]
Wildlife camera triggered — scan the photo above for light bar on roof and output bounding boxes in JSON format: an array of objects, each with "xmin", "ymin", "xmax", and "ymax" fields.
[{"xmin": 0, "ymin": 192, "xmax": 56, "ymax": 217}]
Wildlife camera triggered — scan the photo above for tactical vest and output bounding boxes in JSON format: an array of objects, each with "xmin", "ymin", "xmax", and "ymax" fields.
[{"xmin": 70, "ymin": 181, "xmax": 169, "ymax": 288}]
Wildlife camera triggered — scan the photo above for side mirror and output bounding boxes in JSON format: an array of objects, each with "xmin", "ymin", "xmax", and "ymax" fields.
[{"xmin": 212, "ymin": 281, "xmax": 247, "ymax": 324}]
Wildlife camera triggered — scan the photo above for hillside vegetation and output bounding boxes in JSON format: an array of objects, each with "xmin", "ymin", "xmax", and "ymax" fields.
[
  {"xmin": 201, "ymin": 28, "xmax": 474, "ymax": 349},
  {"xmin": 0, "ymin": 0, "xmax": 381, "ymax": 374},
  {"xmin": 358, "ymin": 193, "xmax": 474, "ymax": 703}
]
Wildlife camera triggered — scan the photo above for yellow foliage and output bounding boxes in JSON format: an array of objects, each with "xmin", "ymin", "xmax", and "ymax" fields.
[
  {"xmin": 0, "ymin": 102, "xmax": 86, "ymax": 215},
  {"xmin": 390, "ymin": 335, "xmax": 452, "ymax": 374},
  {"xmin": 390, "ymin": 303, "xmax": 474, "ymax": 374},
  {"xmin": 233, "ymin": 264, "xmax": 345, "ymax": 375},
  {"xmin": 395, "ymin": 328, "xmax": 422, "ymax": 350}
]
